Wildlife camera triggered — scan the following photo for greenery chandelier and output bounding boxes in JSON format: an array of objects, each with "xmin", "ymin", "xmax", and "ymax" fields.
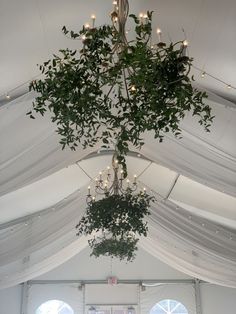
[
  {"xmin": 76, "ymin": 153, "xmax": 154, "ymax": 262},
  {"xmin": 28, "ymin": 0, "xmax": 214, "ymax": 174}
]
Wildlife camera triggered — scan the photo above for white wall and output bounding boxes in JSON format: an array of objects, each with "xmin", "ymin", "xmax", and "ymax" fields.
[
  {"xmin": 0, "ymin": 286, "xmax": 21, "ymax": 314},
  {"xmin": 0, "ymin": 283, "xmax": 236, "ymax": 314},
  {"xmin": 201, "ymin": 284, "xmax": 236, "ymax": 313}
]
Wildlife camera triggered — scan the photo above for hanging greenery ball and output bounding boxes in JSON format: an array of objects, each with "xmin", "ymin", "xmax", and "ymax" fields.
[
  {"xmin": 28, "ymin": 11, "xmax": 214, "ymax": 172},
  {"xmin": 76, "ymin": 192, "xmax": 154, "ymax": 261}
]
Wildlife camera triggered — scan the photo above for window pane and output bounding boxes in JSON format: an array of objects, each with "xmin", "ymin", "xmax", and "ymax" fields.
[
  {"xmin": 36, "ymin": 300, "xmax": 74, "ymax": 314},
  {"xmin": 150, "ymin": 299, "xmax": 188, "ymax": 314}
]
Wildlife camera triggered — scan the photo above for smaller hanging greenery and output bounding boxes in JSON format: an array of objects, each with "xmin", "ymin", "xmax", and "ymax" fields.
[
  {"xmin": 76, "ymin": 192, "xmax": 154, "ymax": 261},
  {"xmin": 28, "ymin": 9, "xmax": 214, "ymax": 174}
]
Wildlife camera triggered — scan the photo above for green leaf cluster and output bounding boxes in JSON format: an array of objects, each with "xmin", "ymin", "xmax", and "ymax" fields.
[
  {"xmin": 76, "ymin": 192, "xmax": 154, "ymax": 261},
  {"xmin": 29, "ymin": 12, "xmax": 214, "ymax": 173}
]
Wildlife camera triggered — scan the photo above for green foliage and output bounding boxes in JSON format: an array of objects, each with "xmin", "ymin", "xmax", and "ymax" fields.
[
  {"xmin": 29, "ymin": 12, "xmax": 214, "ymax": 173},
  {"xmin": 89, "ymin": 235, "xmax": 138, "ymax": 262},
  {"xmin": 76, "ymin": 192, "xmax": 154, "ymax": 261}
]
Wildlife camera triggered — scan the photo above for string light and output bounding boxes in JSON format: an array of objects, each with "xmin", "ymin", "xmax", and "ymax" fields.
[
  {"xmin": 201, "ymin": 71, "xmax": 206, "ymax": 78},
  {"xmin": 5, "ymin": 94, "xmax": 11, "ymax": 100}
]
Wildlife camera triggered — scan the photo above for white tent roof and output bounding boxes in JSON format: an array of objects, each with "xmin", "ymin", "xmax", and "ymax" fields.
[{"xmin": 0, "ymin": 0, "xmax": 236, "ymax": 289}]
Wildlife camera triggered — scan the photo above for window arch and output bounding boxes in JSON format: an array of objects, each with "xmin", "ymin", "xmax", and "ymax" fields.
[
  {"xmin": 150, "ymin": 299, "xmax": 188, "ymax": 314},
  {"xmin": 36, "ymin": 300, "xmax": 74, "ymax": 314}
]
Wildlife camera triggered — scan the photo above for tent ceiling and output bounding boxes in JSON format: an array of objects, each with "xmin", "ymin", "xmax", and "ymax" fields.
[
  {"xmin": 0, "ymin": 0, "xmax": 236, "ymax": 103},
  {"xmin": 1, "ymin": 153, "xmax": 235, "ymax": 228}
]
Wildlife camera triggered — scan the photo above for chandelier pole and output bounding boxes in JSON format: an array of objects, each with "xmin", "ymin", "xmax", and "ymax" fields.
[{"xmin": 117, "ymin": 0, "xmax": 129, "ymax": 45}]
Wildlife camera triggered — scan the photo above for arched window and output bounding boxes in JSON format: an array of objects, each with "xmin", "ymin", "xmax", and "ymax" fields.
[
  {"xmin": 36, "ymin": 300, "xmax": 74, "ymax": 314},
  {"xmin": 150, "ymin": 299, "xmax": 188, "ymax": 314}
]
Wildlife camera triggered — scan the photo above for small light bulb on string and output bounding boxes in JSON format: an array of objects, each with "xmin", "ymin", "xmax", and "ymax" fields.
[
  {"xmin": 6, "ymin": 94, "xmax": 11, "ymax": 100},
  {"xmin": 84, "ymin": 23, "xmax": 90, "ymax": 29},
  {"xmin": 131, "ymin": 85, "xmax": 136, "ymax": 92},
  {"xmin": 201, "ymin": 71, "xmax": 206, "ymax": 78},
  {"xmin": 113, "ymin": 0, "xmax": 117, "ymax": 5},
  {"xmin": 227, "ymin": 84, "xmax": 232, "ymax": 89},
  {"xmin": 183, "ymin": 40, "xmax": 188, "ymax": 47},
  {"xmin": 81, "ymin": 35, "xmax": 86, "ymax": 42}
]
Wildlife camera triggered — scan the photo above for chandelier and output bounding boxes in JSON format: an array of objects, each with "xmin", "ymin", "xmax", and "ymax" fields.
[
  {"xmin": 28, "ymin": 0, "xmax": 214, "ymax": 261},
  {"xmin": 28, "ymin": 0, "xmax": 214, "ymax": 175},
  {"xmin": 86, "ymin": 153, "xmax": 141, "ymax": 205}
]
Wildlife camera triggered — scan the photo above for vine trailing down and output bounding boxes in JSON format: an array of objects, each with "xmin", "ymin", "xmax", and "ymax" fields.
[{"xmin": 28, "ymin": 5, "xmax": 214, "ymax": 174}]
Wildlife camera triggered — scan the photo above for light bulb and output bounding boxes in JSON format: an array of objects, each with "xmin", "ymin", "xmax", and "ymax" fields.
[
  {"xmin": 91, "ymin": 14, "xmax": 96, "ymax": 19},
  {"xmin": 82, "ymin": 35, "xmax": 86, "ymax": 41},
  {"xmin": 156, "ymin": 28, "xmax": 162, "ymax": 34},
  {"xmin": 139, "ymin": 13, "xmax": 144, "ymax": 18},
  {"xmin": 6, "ymin": 94, "xmax": 11, "ymax": 100},
  {"xmin": 131, "ymin": 85, "xmax": 136, "ymax": 91},
  {"xmin": 183, "ymin": 40, "xmax": 188, "ymax": 46},
  {"xmin": 227, "ymin": 84, "xmax": 232, "ymax": 89},
  {"xmin": 201, "ymin": 72, "xmax": 206, "ymax": 78},
  {"xmin": 84, "ymin": 23, "xmax": 90, "ymax": 29}
]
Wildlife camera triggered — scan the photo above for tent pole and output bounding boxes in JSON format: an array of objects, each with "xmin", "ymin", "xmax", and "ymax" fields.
[{"xmin": 194, "ymin": 278, "xmax": 202, "ymax": 314}]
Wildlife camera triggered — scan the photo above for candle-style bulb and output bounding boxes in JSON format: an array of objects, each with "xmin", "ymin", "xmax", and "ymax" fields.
[
  {"xmin": 91, "ymin": 14, "xmax": 96, "ymax": 28},
  {"xmin": 156, "ymin": 28, "xmax": 162, "ymax": 42}
]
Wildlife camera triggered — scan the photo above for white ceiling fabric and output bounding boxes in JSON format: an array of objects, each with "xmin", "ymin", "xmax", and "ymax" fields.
[
  {"xmin": 0, "ymin": 186, "xmax": 235, "ymax": 289},
  {"xmin": 0, "ymin": 88, "xmax": 235, "ymax": 288},
  {"xmin": 0, "ymin": 90, "xmax": 235, "ymax": 199},
  {"xmin": 0, "ymin": 92, "xmax": 96, "ymax": 197}
]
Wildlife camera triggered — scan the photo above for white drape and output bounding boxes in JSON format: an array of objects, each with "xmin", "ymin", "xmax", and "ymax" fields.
[
  {"xmin": 0, "ymin": 186, "xmax": 235, "ymax": 289},
  {"xmin": 0, "ymin": 92, "xmax": 96, "ymax": 197},
  {"xmin": 0, "ymin": 91, "xmax": 236, "ymax": 289},
  {"xmin": 0, "ymin": 91, "xmax": 235, "ymax": 198}
]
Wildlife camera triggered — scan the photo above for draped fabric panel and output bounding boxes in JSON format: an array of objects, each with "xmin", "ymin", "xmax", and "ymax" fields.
[
  {"xmin": 0, "ymin": 91, "xmax": 235, "ymax": 198},
  {"xmin": 0, "ymin": 92, "xmax": 96, "ymax": 197},
  {"xmin": 0, "ymin": 91, "xmax": 236, "ymax": 289},
  {"xmin": 0, "ymin": 186, "xmax": 236, "ymax": 289}
]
